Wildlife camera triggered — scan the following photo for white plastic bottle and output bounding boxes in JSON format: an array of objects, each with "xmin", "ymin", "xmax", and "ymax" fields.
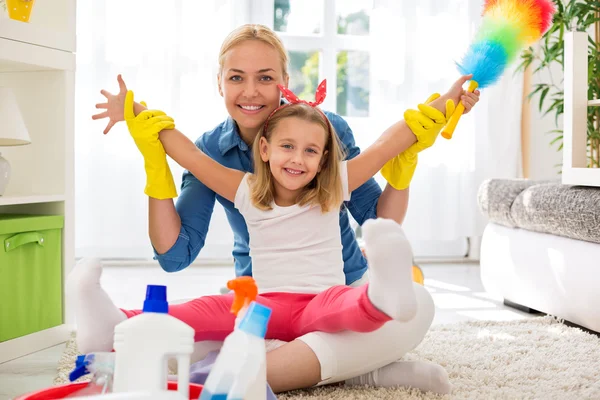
[
  {"xmin": 226, "ymin": 339, "xmax": 267, "ymax": 400},
  {"xmin": 199, "ymin": 301, "xmax": 271, "ymax": 400},
  {"xmin": 112, "ymin": 285, "xmax": 194, "ymax": 399}
]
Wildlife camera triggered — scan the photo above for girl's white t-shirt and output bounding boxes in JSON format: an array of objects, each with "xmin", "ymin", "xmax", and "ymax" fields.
[{"xmin": 234, "ymin": 161, "xmax": 351, "ymax": 294}]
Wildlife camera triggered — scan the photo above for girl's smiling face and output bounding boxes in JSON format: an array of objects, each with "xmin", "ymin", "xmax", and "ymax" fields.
[{"xmin": 260, "ymin": 116, "xmax": 328, "ymax": 204}]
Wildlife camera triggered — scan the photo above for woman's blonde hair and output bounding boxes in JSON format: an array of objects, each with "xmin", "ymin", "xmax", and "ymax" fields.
[
  {"xmin": 249, "ymin": 104, "xmax": 346, "ymax": 213},
  {"xmin": 218, "ymin": 24, "xmax": 289, "ymax": 79}
]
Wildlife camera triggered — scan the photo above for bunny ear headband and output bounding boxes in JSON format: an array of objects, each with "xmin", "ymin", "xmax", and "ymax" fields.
[{"xmin": 263, "ymin": 79, "xmax": 329, "ymax": 133}]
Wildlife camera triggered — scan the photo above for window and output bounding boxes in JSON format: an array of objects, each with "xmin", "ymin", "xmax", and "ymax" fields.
[{"xmin": 254, "ymin": 0, "xmax": 373, "ymax": 118}]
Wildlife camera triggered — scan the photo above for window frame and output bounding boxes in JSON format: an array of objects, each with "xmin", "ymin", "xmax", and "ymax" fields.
[{"xmin": 250, "ymin": 0, "xmax": 371, "ymax": 116}]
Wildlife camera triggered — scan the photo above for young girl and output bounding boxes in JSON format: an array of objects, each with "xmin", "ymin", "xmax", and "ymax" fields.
[
  {"xmin": 125, "ymin": 79, "xmax": 422, "ymax": 333},
  {"xmin": 85, "ymin": 24, "xmax": 478, "ymax": 393}
]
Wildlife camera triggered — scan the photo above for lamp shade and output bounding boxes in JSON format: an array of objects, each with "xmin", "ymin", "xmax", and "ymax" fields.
[{"xmin": 0, "ymin": 87, "xmax": 31, "ymax": 146}]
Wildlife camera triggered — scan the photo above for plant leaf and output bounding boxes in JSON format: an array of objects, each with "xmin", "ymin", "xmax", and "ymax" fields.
[{"xmin": 539, "ymin": 86, "xmax": 550, "ymax": 112}]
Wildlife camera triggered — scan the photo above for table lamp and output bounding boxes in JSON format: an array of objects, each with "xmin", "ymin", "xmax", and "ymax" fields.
[{"xmin": 0, "ymin": 87, "xmax": 31, "ymax": 196}]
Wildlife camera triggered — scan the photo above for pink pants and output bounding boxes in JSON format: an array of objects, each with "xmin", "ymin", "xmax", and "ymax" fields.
[{"xmin": 121, "ymin": 284, "xmax": 391, "ymax": 342}]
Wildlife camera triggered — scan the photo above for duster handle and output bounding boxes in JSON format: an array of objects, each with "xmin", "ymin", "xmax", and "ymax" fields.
[{"xmin": 442, "ymin": 80, "xmax": 479, "ymax": 139}]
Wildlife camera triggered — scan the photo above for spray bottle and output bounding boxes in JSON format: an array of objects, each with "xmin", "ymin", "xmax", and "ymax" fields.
[
  {"xmin": 66, "ymin": 352, "xmax": 116, "ymax": 397},
  {"xmin": 228, "ymin": 276, "xmax": 258, "ymax": 323},
  {"xmin": 200, "ymin": 277, "xmax": 271, "ymax": 400}
]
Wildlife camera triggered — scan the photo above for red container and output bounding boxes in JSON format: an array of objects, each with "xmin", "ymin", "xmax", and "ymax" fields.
[{"xmin": 14, "ymin": 381, "xmax": 203, "ymax": 400}]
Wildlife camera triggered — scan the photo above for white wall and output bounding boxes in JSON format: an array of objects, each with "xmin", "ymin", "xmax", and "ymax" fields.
[
  {"xmin": 527, "ymin": 46, "xmax": 564, "ymax": 181},
  {"xmin": 528, "ymin": 24, "xmax": 598, "ymax": 181}
]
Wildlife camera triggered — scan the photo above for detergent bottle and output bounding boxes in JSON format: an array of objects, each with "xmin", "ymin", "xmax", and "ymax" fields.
[
  {"xmin": 112, "ymin": 285, "xmax": 195, "ymax": 399},
  {"xmin": 200, "ymin": 277, "xmax": 271, "ymax": 400}
]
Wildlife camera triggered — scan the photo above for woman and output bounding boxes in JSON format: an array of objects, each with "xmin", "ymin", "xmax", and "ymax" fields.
[{"xmin": 92, "ymin": 24, "xmax": 479, "ymax": 393}]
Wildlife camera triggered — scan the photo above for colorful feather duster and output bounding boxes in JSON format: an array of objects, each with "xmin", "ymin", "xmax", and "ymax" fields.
[{"xmin": 442, "ymin": 0, "xmax": 556, "ymax": 139}]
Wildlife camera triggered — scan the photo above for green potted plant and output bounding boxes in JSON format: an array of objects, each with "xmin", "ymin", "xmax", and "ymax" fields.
[{"xmin": 519, "ymin": 0, "xmax": 600, "ymax": 168}]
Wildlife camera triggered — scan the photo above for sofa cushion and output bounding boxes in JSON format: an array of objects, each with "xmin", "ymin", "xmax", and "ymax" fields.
[
  {"xmin": 478, "ymin": 179, "xmax": 600, "ymax": 245},
  {"xmin": 477, "ymin": 179, "xmax": 542, "ymax": 228}
]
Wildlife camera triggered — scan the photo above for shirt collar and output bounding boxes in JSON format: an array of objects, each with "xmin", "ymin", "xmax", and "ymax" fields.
[{"xmin": 218, "ymin": 117, "xmax": 249, "ymax": 155}]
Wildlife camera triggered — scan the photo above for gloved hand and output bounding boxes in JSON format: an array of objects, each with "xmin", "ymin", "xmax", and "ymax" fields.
[
  {"xmin": 380, "ymin": 150, "xmax": 418, "ymax": 191},
  {"xmin": 124, "ymin": 90, "xmax": 178, "ymax": 199},
  {"xmin": 405, "ymin": 93, "xmax": 456, "ymax": 153},
  {"xmin": 380, "ymin": 94, "xmax": 455, "ymax": 190}
]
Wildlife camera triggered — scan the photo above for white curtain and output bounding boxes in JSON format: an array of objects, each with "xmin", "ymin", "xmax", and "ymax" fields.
[
  {"xmin": 367, "ymin": 0, "xmax": 523, "ymax": 255},
  {"xmin": 75, "ymin": 0, "xmax": 523, "ymax": 260},
  {"xmin": 75, "ymin": 0, "xmax": 243, "ymax": 259}
]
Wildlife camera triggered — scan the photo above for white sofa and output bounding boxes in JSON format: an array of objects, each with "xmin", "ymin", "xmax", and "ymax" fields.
[{"xmin": 478, "ymin": 179, "xmax": 600, "ymax": 333}]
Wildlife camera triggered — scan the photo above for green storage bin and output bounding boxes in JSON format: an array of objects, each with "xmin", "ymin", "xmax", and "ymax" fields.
[{"xmin": 0, "ymin": 214, "xmax": 64, "ymax": 342}]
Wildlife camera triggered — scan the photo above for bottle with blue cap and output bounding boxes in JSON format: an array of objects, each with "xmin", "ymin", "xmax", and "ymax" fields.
[
  {"xmin": 112, "ymin": 285, "xmax": 194, "ymax": 399},
  {"xmin": 200, "ymin": 301, "xmax": 272, "ymax": 400}
]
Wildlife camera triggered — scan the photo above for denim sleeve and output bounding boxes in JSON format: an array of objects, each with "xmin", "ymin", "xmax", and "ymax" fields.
[
  {"xmin": 154, "ymin": 151, "xmax": 216, "ymax": 272},
  {"xmin": 331, "ymin": 114, "xmax": 382, "ymax": 225}
]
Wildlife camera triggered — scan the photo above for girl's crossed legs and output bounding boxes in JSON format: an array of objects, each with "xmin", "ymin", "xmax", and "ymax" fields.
[
  {"xmin": 122, "ymin": 283, "xmax": 398, "ymax": 344},
  {"xmin": 183, "ymin": 219, "xmax": 450, "ymax": 394},
  {"xmin": 172, "ymin": 283, "xmax": 449, "ymax": 394}
]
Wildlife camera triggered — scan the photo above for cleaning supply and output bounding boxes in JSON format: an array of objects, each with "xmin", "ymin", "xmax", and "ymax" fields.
[
  {"xmin": 65, "ymin": 352, "xmax": 116, "ymax": 397},
  {"xmin": 200, "ymin": 301, "xmax": 271, "ymax": 400},
  {"xmin": 14, "ymin": 380, "xmax": 203, "ymax": 399},
  {"xmin": 225, "ymin": 301, "xmax": 272, "ymax": 400},
  {"xmin": 188, "ymin": 351, "xmax": 278, "ymax": 400},
  {"xmin": 442, "ymin": 0, "xmax": 556, "ymax": 139},
  {"xmin": 227, "ymin": 276, "xmax": 258, "ymax": 322},
  {"xmin": 112, "ymin": 285, "xmax": 195, "ymax": 399},
  {"xmin": 200, "ymin": 277, "xmax": 271, "ymax": 400}
]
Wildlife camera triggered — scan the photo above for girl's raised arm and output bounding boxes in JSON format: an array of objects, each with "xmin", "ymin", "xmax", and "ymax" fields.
[
  {"xmin": 122, "ymin": 89, "xmax": 244, "ymax": 203},
  {"xmin": 347, "ymin": 75, "xmax": 480, "ymax": 192},
  {"xmin": 346, "ymin": 119, "xmax": 417, "ymax": 193},
  {"xmin": 157, "ymin": 128, "xmax": 244, "ymax": 203}
]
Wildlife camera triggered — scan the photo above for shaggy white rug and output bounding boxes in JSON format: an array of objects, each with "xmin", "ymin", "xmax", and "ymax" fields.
[{"xmin": 55, "ymin": 316, "xmax": 600, "ymax": 399}]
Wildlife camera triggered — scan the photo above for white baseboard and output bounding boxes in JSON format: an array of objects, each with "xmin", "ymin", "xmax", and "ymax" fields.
[
  {"xmin": 98, "ymin": 258, "xmax": 233, "ymax": 267},
  {"xmin": 75, "ymin": 244, "xmax": 235, "ymax": 264},
  {"xmin": 0, "ymin": 324, "xmax": 74, "ymax": 363}
]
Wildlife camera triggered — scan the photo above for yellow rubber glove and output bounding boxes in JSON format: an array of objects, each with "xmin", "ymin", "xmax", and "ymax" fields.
[
  {"xmin": 380, "ymin": 94, "xmax": 455, "ymax": 190},
  {"xmin": 404, "ymin": 93, "xmax": 456, "ymax": 153},
  {"xmin": 124, "ymin": 90, "xmax": 178, "ymax": 199},
  {"xmin": 380, "ymin": 150, "xmax": 418, "ymax": 191}
]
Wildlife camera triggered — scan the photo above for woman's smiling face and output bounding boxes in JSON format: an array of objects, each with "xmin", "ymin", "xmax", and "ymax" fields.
[{"xmin": 218, "ymin": 40, "xmax": 289, "ymax": 142}]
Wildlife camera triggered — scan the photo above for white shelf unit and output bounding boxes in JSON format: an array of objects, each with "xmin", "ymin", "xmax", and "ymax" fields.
[
  {"xmin": 562, "ymin": 31, "xmax": 600, "ymax": 187},
  {"xmin": 0, "ymin": 0, "xmax": 76, "ymax": 363},
  {"xmin": 0, "ymin": 0, "xmax": 75, "ymax": 52},
  {"xmin": 0, "ymin": 193, "xmax": 66, "ymax": 206}
]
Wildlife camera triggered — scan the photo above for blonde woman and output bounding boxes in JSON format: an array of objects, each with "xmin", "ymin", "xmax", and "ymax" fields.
[{"xmin": 85, "ymin": 24, "xmax": 479, "ymax": 394}]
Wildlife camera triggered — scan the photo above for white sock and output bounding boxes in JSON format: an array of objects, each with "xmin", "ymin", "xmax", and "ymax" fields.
[
  {"xmin": 345, "ymin": 360, "xmax": 453, "ymax": 394},
  {"xmin": 362, "ymin": 218, "xmax": 417, "ymax": 321},
  {"xmin": 66, "ymin": 258, "xmax": 126, "ymax": 353}
]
